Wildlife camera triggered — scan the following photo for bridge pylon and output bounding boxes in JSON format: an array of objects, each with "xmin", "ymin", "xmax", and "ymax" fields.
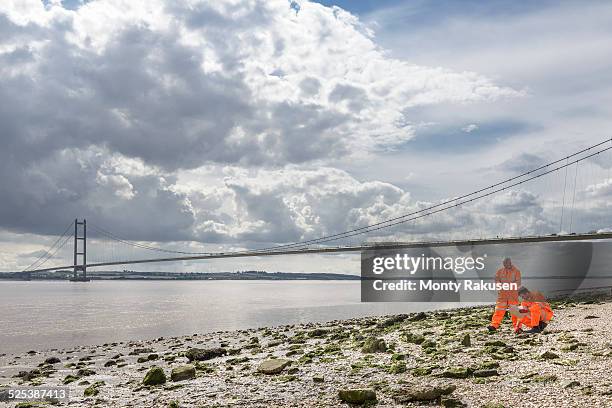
[{"xmin": 70, "ymin": 218, "xmax": 89, "ymax": 282}]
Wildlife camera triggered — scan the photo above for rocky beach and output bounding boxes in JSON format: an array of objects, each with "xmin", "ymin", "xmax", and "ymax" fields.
[{"xmin": 1, "ymin": 294, "xmax": 611, "ymax": 408}]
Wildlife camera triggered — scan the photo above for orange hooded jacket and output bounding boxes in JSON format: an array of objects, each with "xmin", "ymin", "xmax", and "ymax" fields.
[{"xmin": 495, "ymin": 266, "xmax": 521, "ymax": 302}]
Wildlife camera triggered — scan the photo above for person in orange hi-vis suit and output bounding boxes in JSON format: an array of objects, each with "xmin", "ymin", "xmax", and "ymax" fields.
[
  {"xmin": 513, "ymin": 287, "xmax": 554, "ymax": 334},
  {"xmin": 488, "ymin": 257, "xmax": 521, "ymax": 332}
]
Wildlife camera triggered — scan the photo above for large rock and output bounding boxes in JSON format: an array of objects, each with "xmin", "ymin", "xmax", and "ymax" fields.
[
  {"xmin": 63, "ymin": 374, "xmax": 80, "ymax": 384},
  {"xmin": 441, "ymin": 396, "xmax": 467, "ymax": 407},
  {"xmin": 185, "ymin": 347, "xmax": 227, "ymax": 362},
  {"xmin": 403, "ymin": 332, "xmax": 425, "ymax": 344},
  {"xmin": 76, "ymin": 368, "xmax": 96, "ymax": 377},
  {"xmin": 562, "ymin": 380, "xmax": 581, "ymax": 389},
  {"xmin": 392, "ymin": 384, "xmax": 456, "ymax": 403},
  {"xmin": 83, "ymin": 381, "xmax": 105, "ymax": 397},
  {"xmin": 257, "ymin": 359, "xmax": 291, "ymax": 374},
  {"xmin": 44, "ymin": 356, "xmax": 61, "ymax": 364},
  {"xmin": 378, "ymin": 315, "xmax": 408, "ymax": 328},
  {"xmin": 361, "ymin": 337, "xmax": 387, "ymax": 353},
  {"xmin": 171, "ymin": 365, "xmax": 196, "ymax": 382},
  {"xmin": 441, "ymin": 367, "xmax": 471, "ymax": 379},
  {"xmin": 338, "ymin": 389, "xmax": 377, "ymax": 405},
  {"xmin": 409, "ymin": 312, "xmax": 427, "ymax": 321},
  {"xmin": 308, "ymin": 328, "xmax": 329, "ymax": 338},
  {"xmin": 539, "ymin": 350, "xmax": 559, "ymax": 360},
  {"xmin": 478, "ymin": 361, "xmax": 499, "ymax": 370},
  {"xmin": 473, "ymin": 369, "xmax": 499, "ymax": 378},
  {"xmin": 143, "ymin": 366, "xmax": 167, "ymax": 386},
  {"xmin": 129, "ymin": 347, "xmax": 154, "ymax": 355}
]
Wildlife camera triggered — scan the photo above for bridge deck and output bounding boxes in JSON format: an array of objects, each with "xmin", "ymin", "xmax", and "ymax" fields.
[{"xmin": 26, "ymin": 232, "xmax": 612, "ymax": 273}]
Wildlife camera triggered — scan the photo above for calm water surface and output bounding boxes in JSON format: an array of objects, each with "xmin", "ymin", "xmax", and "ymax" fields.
[{"xmin": 0, "ymin": 280, "xmax": 467, "ymax": 354}]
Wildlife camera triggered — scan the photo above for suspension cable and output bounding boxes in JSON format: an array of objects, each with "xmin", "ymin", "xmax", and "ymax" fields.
[
  {"xmin": 88, "ymin": 224, "xmax": 213, "ymax": 255},
  {"xmin": 22, "ymin": 220, "xmax": 75, "ymax": 272},
  {"xmin": 248, "ymin": 140, "xmax": 612, "ymax": 252},
  {"xmin": 263, "ymin": 144, "xmax": 612, "ymax": 249},
  {"xmin": 94, "ymin": 142, "xmax": 612, "ymax": 256},
  {"xmin": 31, "ymin": 138, "xmax": 612, "ymax": 268}
]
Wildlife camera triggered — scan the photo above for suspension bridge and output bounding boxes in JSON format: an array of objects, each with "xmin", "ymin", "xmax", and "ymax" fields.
[{"xmin": 15, "ymin": 138, "xmax": 612, "ymax": 281}]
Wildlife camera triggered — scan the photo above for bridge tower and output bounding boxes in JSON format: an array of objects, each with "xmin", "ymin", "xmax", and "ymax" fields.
[{"xmin": 71, "ymin": 218, "xmax": 89, "ymax": 282}]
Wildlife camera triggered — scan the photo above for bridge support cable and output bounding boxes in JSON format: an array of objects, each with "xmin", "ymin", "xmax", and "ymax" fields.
[
  {"xmin": 88, "ymin": 223, "xmax": 213, "ymax": 256},
  {"xmin": 21, "ymin": 220, "xmax": 75, "ymax": 272},
  {"xmin": 21, "ymin": 138, "xmax": 612, "ymax": 274},
  {"xmin": 83, "ymin": 138, "xmax": 612, "ymax": 260},
  {"xmin": 245, "ymin": 141, "xmax": 612, "ymax": 253},
  {"xmin": 232, "ymin": 140, "xmax": 612, "ymax": 254},
  {"xmin": 568, "ymin": 161, "xmax": 579, "ymax": 233},
  {"xmin": 77, "ymin": 139, "xmax": 612, "ymax": 261},
  {"xmin": 559, "ymin": 158, "xmax": 569, "ymax": 233}
]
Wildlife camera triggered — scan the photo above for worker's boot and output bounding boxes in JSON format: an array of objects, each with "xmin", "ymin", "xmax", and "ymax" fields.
[
  {"xmin": 525, "ymin": 326, "xmax": 542, "ymax": 334},
  {"xmin": 487, "ymin": 325, "xmax": 497, "ymax": 333}
]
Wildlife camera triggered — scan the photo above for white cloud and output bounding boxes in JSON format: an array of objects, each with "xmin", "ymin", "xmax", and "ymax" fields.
[
  {"xmin": 585, "ymin": 178, "xmax": 612, "ymax": 198},
  {"xmin": 0, "ymin": 0, "xmax": 522, "ymax": 169},
  {"xmin": 462, "ymin": 123, "xmax": 478, "ymax": 133},
  {"xmin": 96, "ymin": 171, "xmax": 135, "ymax": 200},
  {"xmin": 5, "ymin": 0, "xmax": 611, "ymax": 273}
]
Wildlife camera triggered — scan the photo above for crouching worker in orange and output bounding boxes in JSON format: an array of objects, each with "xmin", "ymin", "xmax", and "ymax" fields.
[
  {"xmin": 511, "ymin": 286, "xmax": 554, "ymax": 334},
  {"xmin": 488, "ymin": 257, "xmax": 521, "ymax": 332}
]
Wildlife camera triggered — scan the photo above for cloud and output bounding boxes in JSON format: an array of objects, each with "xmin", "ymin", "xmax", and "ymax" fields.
[
  {"xmin": 462, "ymin": 123, "xmax": 478, "ymax": 133},
  {"xmin": 585, "ymin": 178, "xmax": 612, "ymax": 198},
  {"xmin": 487, "ymin": 190, "xmax": 540, "ymax": 214},
  {"xmin": 497, "ymin": 153, "xmax": 547, "ymax": 174},
  {"xmin": 0, "ymin": 0, "xmax": 521, "ymax": 167},
  {"xmin": 17, "ymin": 249, "xmax": 54, "ymax": 259},
  {"xmin": 0, "ymin": 0, "xmax": 523, "ymax": 246},
  {"xmin": 366, "ymin": 0, "xmax": 612, "ymax": 157},
  {"xmin": 177, "ymin": 166, "xmax": 563, "ymax": 247}
]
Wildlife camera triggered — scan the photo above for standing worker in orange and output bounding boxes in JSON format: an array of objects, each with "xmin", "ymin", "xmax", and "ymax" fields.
[{"xmin": 488, "ymin": 257, "xmax": 521, "ymax": 332}]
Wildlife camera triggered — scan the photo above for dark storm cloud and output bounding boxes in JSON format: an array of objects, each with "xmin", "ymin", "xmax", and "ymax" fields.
[
  {"xmin": 0, "ymin": 2, "xmax": 342, "ymax": 239},
  {"xmin": 0, "ymin": 24, "xmax": 257, "ymax": 170},
  {"xmin": 0, "ymin": 148, "xmax": 195, "ymax": 241}
]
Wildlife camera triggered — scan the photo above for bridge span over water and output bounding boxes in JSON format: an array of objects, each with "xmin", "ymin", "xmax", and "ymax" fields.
[{"xmin": 15, "ymin": 138, "xmax": 612, "ymax": 281}]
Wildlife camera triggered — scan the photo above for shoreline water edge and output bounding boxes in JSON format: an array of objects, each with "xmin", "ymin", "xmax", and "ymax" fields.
[{"xmin": 1, "ymin": 294, "xmax": 611, "ymax": 407}]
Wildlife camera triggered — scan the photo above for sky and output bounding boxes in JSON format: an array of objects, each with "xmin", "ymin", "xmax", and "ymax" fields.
[{"xmin": 1, "ymin": 0, "xmax": 611, "ymax": 274}]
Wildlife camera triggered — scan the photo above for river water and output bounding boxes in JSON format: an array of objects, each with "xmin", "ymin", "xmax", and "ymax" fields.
[{"xmin": 0, "ymin": 280, "xmax": 467, "ymax": 354}]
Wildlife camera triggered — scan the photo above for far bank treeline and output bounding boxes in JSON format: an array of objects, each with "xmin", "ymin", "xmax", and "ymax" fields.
[{"xmin": 0, "ymin": 270, "xmax": 360, "ymax": 281}]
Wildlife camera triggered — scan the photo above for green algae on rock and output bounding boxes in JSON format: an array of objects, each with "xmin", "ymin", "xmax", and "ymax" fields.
[
  {"xmin": 143, "ymin": 366, "xmax": 167, "ymax": 386},
  {"xmin": 170, "ymin": 365, "xmax": 196, "ymax": 382},
  {"xmin": 338, "ymin": 388, "xmax": 377, "ymax": 405},
  {"xmin": 257, "ymin": 359, "xmax": 291, "ymax": 374}
]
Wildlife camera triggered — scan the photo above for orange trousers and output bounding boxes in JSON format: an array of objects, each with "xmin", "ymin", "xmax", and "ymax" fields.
[
  {"xmin": 516, "ymin": 301, "xmax": 553, "ymax": 330},
  {"xmin": 490, "ymin": 300, "xmax": 519, "ymax": 328}
]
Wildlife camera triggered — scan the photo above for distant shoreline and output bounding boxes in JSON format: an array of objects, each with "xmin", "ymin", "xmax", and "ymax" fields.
[{"xmin": 0, "ymin": 270, "xmax": 360, "ymax": 281}]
